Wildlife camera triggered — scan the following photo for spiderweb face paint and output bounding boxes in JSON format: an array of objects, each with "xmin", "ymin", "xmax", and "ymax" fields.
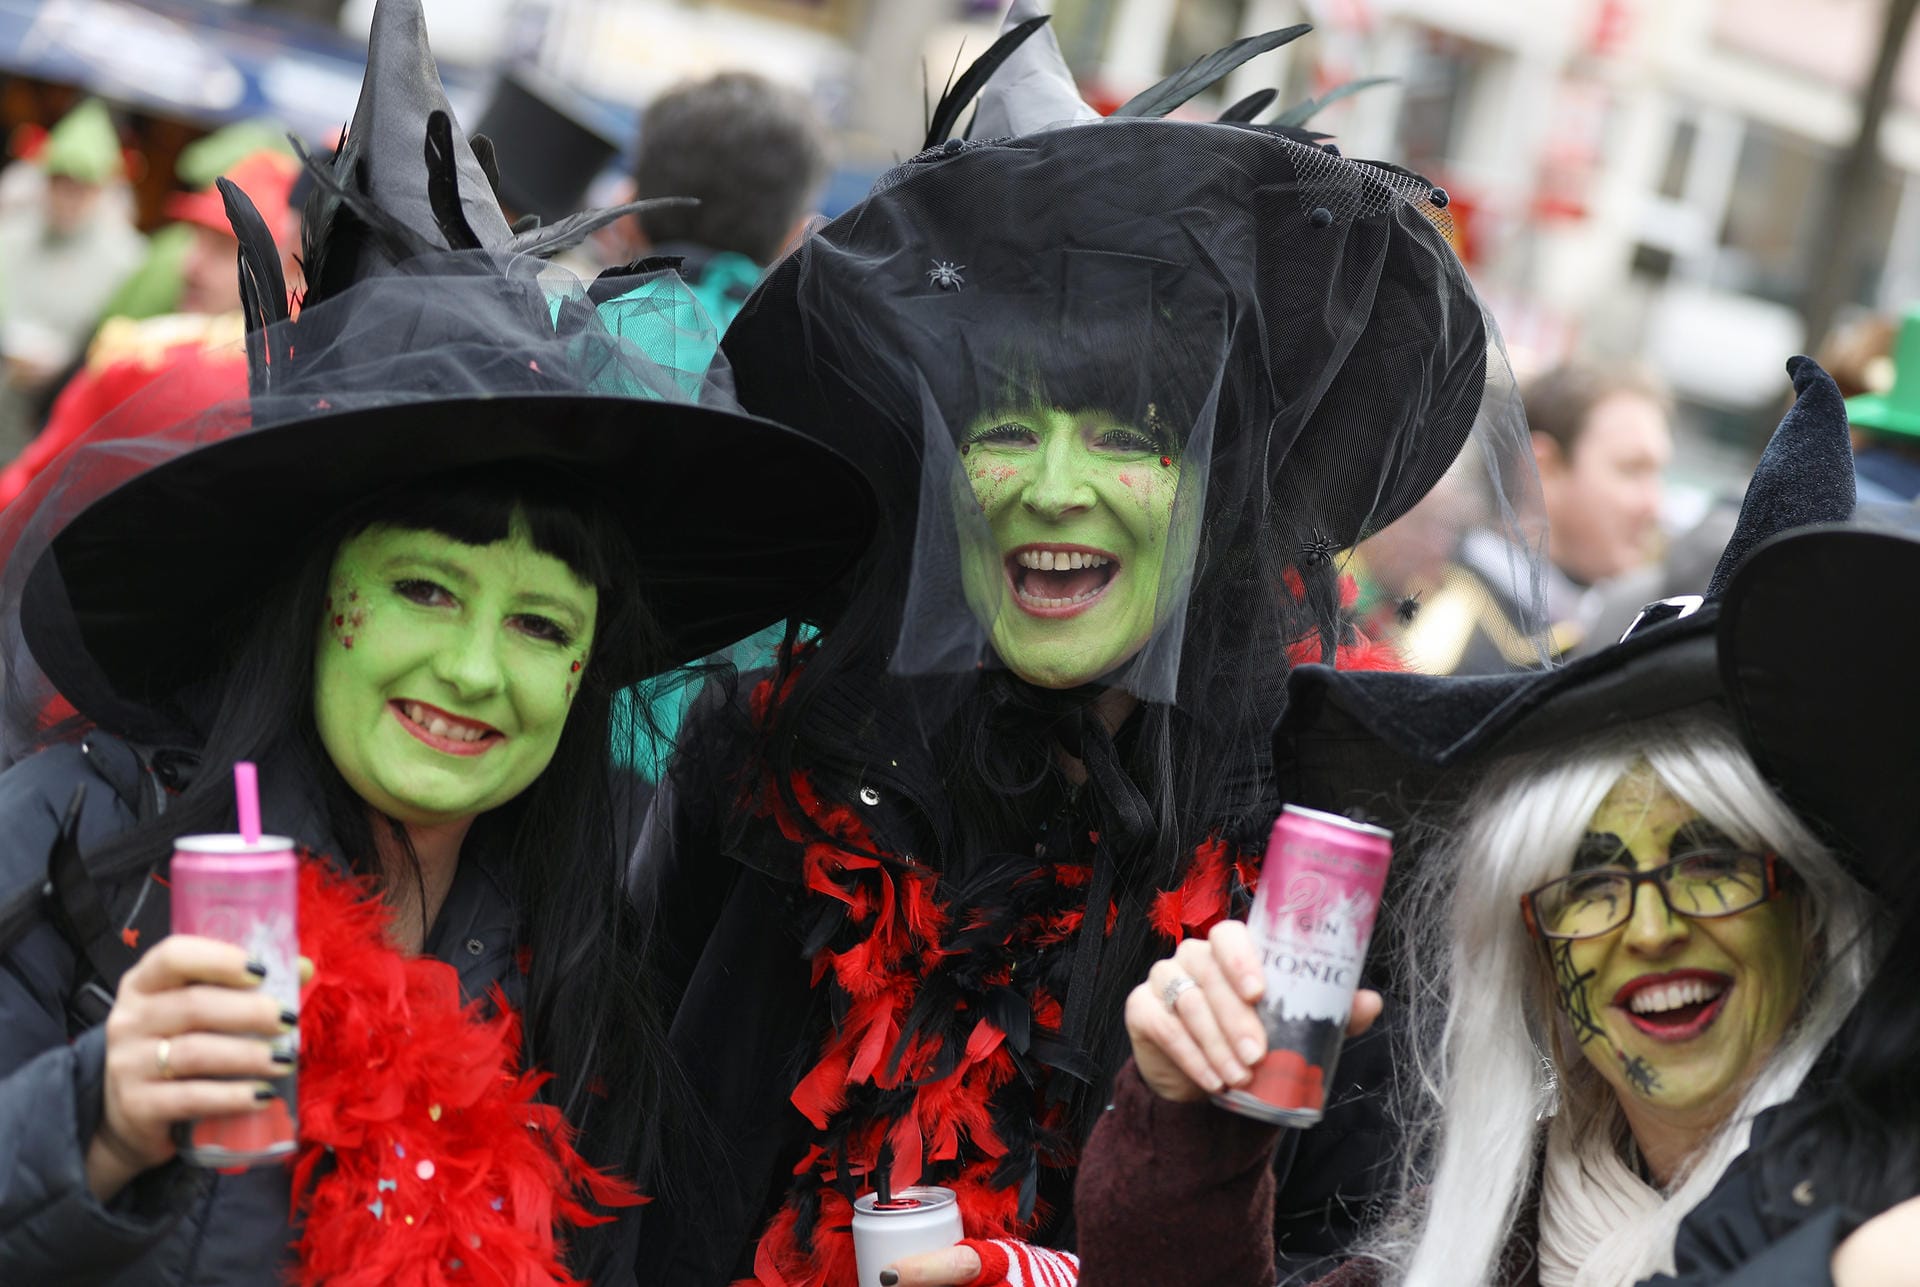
[
  {"xmin": 312, "ymin": 520, "xmax": 598, "ymax": 826},
  {"xmin": 1549, "ymin": 767, "xmax": 1806, "ymax": 1119},
  {"xmin": 955, "ymin": 405, "xmax": 1180, "ymax": 689}
]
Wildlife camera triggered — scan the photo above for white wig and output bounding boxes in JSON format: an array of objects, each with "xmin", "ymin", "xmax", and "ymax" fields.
[{"xmin": 1365, "ymin": 710, "xmax": 1879, "ymax": 1287}]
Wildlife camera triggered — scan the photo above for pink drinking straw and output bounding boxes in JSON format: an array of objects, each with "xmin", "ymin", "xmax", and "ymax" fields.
[{"xmin": 234, "ymin": 761, "xmax": 261, "ymax": 844}]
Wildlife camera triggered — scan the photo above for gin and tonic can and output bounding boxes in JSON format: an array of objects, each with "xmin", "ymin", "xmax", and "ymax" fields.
[
  {"xmin": 170, "ymin": 834, "xmax": 299, "ymax": 1168},
  {"xmin": 1212, "ymin": 805, "xmax": 1393, "ymax": 1126},
  {"xmin": 851, "ymin": 1186, "xmax": 965, "ymax": 1287}
]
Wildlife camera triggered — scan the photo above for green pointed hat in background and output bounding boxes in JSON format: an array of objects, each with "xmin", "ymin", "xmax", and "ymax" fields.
[
  {"xmin": 174, "ymin": 118, "xmax": 295, "ymax": 189},
  {"xmin": 1846, "ymin": 301, "xmax": 1920, "ymax": 440},
  {"xmin": 39, "ymin": 99, "xmax": 125, "ymax": 184}
]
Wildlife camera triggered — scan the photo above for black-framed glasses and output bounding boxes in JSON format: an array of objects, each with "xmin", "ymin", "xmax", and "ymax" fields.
[{"xmin": 1520, "ymin": 851, "xmax": 1784, "ymax": 941}]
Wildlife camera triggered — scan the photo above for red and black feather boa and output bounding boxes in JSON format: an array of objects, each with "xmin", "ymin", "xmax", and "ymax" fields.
[
  {"xmin": 738, "ymin": 620, "xmax": 1400, "ymax": 1287},
  {"xmin": 289, "ymin": 855, "xmax": 642, "ymax": 1286}
]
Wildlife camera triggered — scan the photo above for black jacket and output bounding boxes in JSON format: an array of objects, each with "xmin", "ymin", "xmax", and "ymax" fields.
[
  {"xmin": 1640, "ymin": 1097, "xmax": 1862, "ymax": 1287},
  {"xmin": 0, "ymin": 737, "xmax": 552, "ymax": 1286}
]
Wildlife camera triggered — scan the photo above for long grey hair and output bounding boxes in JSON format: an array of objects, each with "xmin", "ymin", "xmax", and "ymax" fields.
[{"xmin": 1362, "ymin": 711, "xmax": 1880, "ymax": 1287}]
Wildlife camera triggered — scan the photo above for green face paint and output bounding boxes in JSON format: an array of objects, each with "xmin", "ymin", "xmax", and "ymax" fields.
[
  {"xmin": 312, "ymin": 520, "xmax": 597, "ymax": 827},
  {"xmin": 957, "ymin": 406, "xmax": 1183, "ymax": 690},
  {"xmin": 1550, "ymin": 767, "xmax": 1806, "ymax": 1119}
]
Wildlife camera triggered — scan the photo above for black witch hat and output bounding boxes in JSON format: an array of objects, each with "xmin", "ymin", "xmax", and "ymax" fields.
[
  {"xmin": 720, "ymin": 5, "xmax": 1541, "ymax": 704},
  {"xmin": 1, "ymin": 0, "xmax": 877, "ymax": 745},
  {"xmin": 727, "ymin": 12, "xmax": 1485, "ymax": 546},
  {"xmin": 471, "ymin": 67, "xmax": 623, "ymax": 228},
  {"xmin": 1273, "ymin": 356, "xmax": 1908, "ymax": 893}
]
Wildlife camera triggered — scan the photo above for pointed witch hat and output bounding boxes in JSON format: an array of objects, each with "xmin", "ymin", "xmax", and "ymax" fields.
[
  {"xmin": 6, "ymin": 0, "xmax": 877, "ymax": 741},
  {"xmin": 963, "ymin": 0, "xmax": 1100, "ymax": 140},
  {"xmin": 730, "ymin": 8, "xmax": 1472, "ymax": 549},
  {"xmin": 1271, "ymin": 355, "xmax": 1909, "ymax": 890},
  {"xmin": 29, "ymin": 98, "xmax": 127, "ymax": 184}
]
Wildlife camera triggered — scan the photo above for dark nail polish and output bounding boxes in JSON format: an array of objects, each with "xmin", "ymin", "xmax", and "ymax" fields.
[
  {"xmin": 879, "ymin": 1273, "xmax": 898, "ymax": 1286},
  {"xmin": 279, "ymin": 1008, "xmax": 298, "ymax": 1027},
  {"xmin": 271, "ymin": 1050, "xmax": 295, "ymax": 1066},
  {"xmin": 245, "ymin": 960, "xmax": 269, "ymax": 979},
  {"xmin": 254, "ymin": 1084, "xmax": 277, "ymax": 1101}
]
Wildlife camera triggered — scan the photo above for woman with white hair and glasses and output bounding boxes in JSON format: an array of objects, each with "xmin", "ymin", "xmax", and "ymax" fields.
[{"xmin": 1074, "ymin": 360, "xmax": 1894, "ymax": 1287}]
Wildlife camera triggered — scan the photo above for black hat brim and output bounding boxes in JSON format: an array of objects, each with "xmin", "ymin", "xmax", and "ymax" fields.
[
  {"xmin": 1274, "ymin": 609, "xmax": 1721, "ymax": 824},
  {"xmin": 23, "ymin": 393, "xmax": 877, "ymax": 732}
]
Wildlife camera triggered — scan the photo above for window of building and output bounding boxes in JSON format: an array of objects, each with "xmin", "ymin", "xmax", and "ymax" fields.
[{"xmin": 1715, "ymin": 121, "xmax": 1902, "ymax": 308}]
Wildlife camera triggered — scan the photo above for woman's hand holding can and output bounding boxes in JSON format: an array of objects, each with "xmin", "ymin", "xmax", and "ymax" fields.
[
  {"xmin": 89, "ymin": 934, "xmax": 292, "ymax": 1198},
  {"xmin": 1125, "ymin": 921, "xmax": 1383, "ymax": 1104}
]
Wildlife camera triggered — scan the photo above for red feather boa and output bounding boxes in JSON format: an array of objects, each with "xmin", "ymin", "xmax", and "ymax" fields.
[{"xmin": 290, "ymin": 857, "xmax": 642, "ymax": 1286}]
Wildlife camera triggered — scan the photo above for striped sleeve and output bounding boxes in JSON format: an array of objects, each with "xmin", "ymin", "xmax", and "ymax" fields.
[{"xmin": 963, "ymin": 1238, "xmax": 1080, "ymax": 1287}]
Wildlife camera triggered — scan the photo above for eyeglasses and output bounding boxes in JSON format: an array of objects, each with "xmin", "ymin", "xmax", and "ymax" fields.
[{"xmin": 1520, "ymin": 851, "xmax": 1784, "ymax": 941}]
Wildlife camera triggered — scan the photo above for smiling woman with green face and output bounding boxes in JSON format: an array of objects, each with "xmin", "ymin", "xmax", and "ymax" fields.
[
  {"xmin": 314, "ymin": 522, "xmax": 598, "ymax": 830},
  {"xmin": 1528, "ymin": 766, "xmax": 1809, "ymax": 1182},
  {"xmin": 959, "ymin": 406, "xmax": 1184, "ymax": 691}
]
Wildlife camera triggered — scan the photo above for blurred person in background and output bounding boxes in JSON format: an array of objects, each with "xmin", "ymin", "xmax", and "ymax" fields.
[
  {"xmin": 1833, "ymin": 304, "xmax": 1920, "ymax": 506},
  {"xmin": 1353, "ymin": 357, "xmax": 1672, "ymax": 675},
  {"xmin": 0, "ymin": 145, "xmax": 301, "ymax": 510},
  {"xmin": 1569, "ymin": 316, "xmax": 1918, "ymax": 658},
  {"xmin": 99, "ymin": 119, "xmax": 300, "ymax": 325},
  {"xmin": 0, "ymin": 99, "xmax": 146, "ymax": 460},
  {"xmin": 1352, "ymin": 464, "xmax": 1488, "ymax": 671},
  {"xmin": 1353, "ymin": 446, "xmax": 1564, "ymax": 675},
  {"xmin": 162, "ymin": 147, "xmax": 301, "ymax": 319},
  {"xmin": 611, "ymin": 71, "xmax": 834, "ymax": 790},
  {"xmin": 632, "ymin": 71, "xmax": 829, "ymax": 329},
  {"xmin": 1528, "ymin": 359, "xmax": 1675, "ymax": 648}
]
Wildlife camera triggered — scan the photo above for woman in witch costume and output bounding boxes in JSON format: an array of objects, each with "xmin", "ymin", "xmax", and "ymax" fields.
[
  {"xmin": 1632, "ymin": 520, "xmax": 1920, "ymax": 1285},
  {"xmin": 1074, "ymin": 360, "xmax": 1888, "ymax": 1287},
  {"xmin": 0, "ymin": 3, "xmax": 874, "ymax": 1284},
  {"xmin": 632, "ymin": 8, "xmax": 1545, "ymax": 1285}
]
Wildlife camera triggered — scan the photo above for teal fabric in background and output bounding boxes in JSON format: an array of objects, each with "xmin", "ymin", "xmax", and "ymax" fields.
[
  {"xmin": 573, "ymin": 256, "xmax": 788, "ymax": 781},
  {"xmin": 681, "ymin": 252, "xmax": 762, "ymax": 332},
  {"xmin": 616, "ymin": 622, "xmax": 804, "ymax": 780}
]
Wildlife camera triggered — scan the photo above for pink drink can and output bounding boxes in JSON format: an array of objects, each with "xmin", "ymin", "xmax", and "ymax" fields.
[
  {"xmin": 1212, "ymin": 804, "xmax": 1393, "ymax": 1126},
  {"xmin": 170, "ymin": 835, "xmax": 299, "ymax": 1167},
  {"xmin": 851, "ymin": 1187, "xmax": 965, "ymax": 1287}
]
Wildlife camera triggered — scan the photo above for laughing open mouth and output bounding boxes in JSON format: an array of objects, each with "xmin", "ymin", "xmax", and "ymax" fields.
[
  {"xmin": 1613, "ymin": 970, "xmax": 1732, "ymax": 1042},
  {"xmin": 1006, "ymin": 545, "xmax": 1119, "ymax": 616},
  {"xmin": 390, "ymin": 699, "xmax": 503, "ymax": 756}
]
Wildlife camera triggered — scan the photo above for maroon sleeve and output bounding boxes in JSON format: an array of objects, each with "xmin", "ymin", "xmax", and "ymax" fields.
[{"xmin": 1075, "ymin": 1059, "xmax": 1286, "ymax": 1287}]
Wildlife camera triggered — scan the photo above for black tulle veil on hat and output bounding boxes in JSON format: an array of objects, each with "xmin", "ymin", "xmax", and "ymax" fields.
[{"xmin": 723, "ymin": 7, "xmax": 1549, "ymax": 709}]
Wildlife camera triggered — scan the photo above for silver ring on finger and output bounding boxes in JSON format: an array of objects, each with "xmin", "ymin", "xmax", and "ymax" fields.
[
  {"xmin": 1161, "ymin": 975, "xmax": 1199, "ymax": 1013},
  {"xmin": 155, "ymin": 1037, "xmax": 175, "ymax": 1081}
]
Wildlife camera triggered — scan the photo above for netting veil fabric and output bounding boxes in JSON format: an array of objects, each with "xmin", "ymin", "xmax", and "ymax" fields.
[{"xmin": 726, "ymin": 116, "xmax": 1546, "ymax": 706}]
